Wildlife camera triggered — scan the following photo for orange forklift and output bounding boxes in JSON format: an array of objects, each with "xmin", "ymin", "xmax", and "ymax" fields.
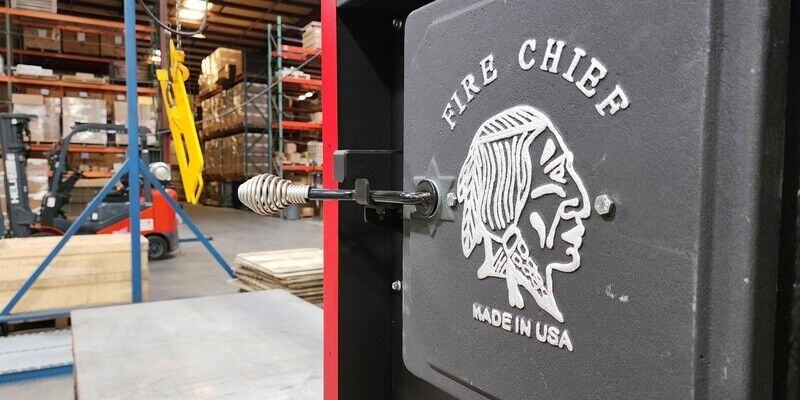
[{"xmin": 0, "ymin": 115, "xmax": 179, "ymax": 259}]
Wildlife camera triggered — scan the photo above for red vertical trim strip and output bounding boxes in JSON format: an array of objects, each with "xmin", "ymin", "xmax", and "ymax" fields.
[{"xmin": 321, "ymin": 1, "xmax": 339, "ymax": 399}]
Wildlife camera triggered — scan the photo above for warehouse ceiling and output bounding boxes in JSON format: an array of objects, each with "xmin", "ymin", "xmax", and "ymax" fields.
[{"xmin": 55, "ymin": 0, "xmax": 321, "ymax": 83}]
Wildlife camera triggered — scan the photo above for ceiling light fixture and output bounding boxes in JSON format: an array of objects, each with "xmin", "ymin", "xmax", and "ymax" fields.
[
  {"xmin": 182, "ymin": 0, "xmax": 213, "ymax": 11},
  {"xmin": 178, "ymin": 8, "xmax": 205, "ymax": 21}
]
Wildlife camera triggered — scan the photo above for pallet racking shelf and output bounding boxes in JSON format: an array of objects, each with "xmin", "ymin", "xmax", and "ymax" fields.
[
  {"xmin": 0, "ymin": 5, "xmax": 160, "ymax": 168},
  {"xmin": 281, "ymin": 76, "xmax": 322, "ymax": 90},
  {"xmin": 274, "ymin": 121, "xmax": 322, "ymax": 132},
  {"xmin": 50, "ymin": 171, "xmax": 115, "ymax": 179},
  {"xmin": 267, "ymin": 16, "xmax": 322, "ymax": 178},
  {"xmin": 0, "ymin": 76, "xmax": 156, "ymax": 94},
  {"xmin": 0, "ymin": 7, "xmax": 152, "ymax": 33},
  {"xmin": 29, "ymin": 143, "xmax": 128, "ymax": 154},
  {"xmin": 0, "ymin": 48, "xmax": 116, "ymax": 63}
]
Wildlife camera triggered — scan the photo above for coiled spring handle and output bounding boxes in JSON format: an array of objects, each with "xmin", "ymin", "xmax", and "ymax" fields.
[{"xmin": 238, "ymin": 173, "xmax": 437, "ymax": 216}]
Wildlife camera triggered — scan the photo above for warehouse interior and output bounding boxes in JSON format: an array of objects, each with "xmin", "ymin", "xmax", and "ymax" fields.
[
  {"xmin": 2, "ymin": 1, "xmax": 800, "ymax": 399},
  {"xmin": 0, "ymin": 0, "xmax": 325, "ymax": 398}
]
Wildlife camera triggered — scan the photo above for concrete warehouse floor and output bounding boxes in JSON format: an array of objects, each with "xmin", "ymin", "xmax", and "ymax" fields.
[{"xmin": 0, "ymin": 205, "xmax": 323, "ymax": 400}]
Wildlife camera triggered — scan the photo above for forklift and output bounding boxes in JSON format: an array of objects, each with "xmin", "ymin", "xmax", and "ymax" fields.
[{"xmin": 0, "ymin": 114, "xmax": 179, "ymax": 259}]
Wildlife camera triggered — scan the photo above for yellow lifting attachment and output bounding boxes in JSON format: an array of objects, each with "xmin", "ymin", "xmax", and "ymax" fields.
[{"xmin": 156, "ymin": 40, "xmax": 204, "ymax": 204}]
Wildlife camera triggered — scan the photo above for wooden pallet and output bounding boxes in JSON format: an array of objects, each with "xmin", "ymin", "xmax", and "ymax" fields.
[
  {"xmin": 61, "ymin": 74, "xmax": 107, "ymax": 85},
  {"xmin": 2, "ymin": 316, "xmax": 70, "ymax": 336},
  {"xmin": 233, "ymin": 248, "xmax": 323, "ymax": 305},
  {"xmin": 13, "ymin": 73, "xmax": 58, "ymax": 80}
]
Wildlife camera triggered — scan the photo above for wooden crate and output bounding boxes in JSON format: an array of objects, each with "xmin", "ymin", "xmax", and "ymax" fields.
[
  {"xmin": 22, "ymin": 26, "xmax": 61, "ymax": 52},
  {"xmin": 62, "ymin": 31, "xmax": 101, "ymax": 56},
  {"xmin": 0, "ymin": 235, "xmax": 149, "ymax": 314}
]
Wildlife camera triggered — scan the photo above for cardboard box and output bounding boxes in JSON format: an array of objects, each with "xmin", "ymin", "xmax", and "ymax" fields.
[
  {"xmin": 22, "ymin": 26, "xmax": 61, "ymax": 52},
  {"xmin": 104, "ymin": 92, "xmax": 126, "ymax": 120},
  {"xmin": 109, "ymin": 60, "xmax": 149, "ymax": 82},
  {"xmin": 100, "ymin": 34, "xmax": 125, "ymax": 58},
  {"xmin": 68, "ymin": 152, "xmax": 124, "ymax": 174},
  {"xmin": 62, "ymin": 31, "xmax": 101, "ymax": 56},
  {"xmin": 62, "ymin": 97, "xmax": 107, "ymax": 144},
  {"xmin": 307, "ymin": 140, "xmax": 323, "ymax": 166}
]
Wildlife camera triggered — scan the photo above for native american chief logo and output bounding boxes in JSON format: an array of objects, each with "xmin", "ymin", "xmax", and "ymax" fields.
[{"xmin": 457, "ymin": 105, "xmax": 590, "ymax": 323}]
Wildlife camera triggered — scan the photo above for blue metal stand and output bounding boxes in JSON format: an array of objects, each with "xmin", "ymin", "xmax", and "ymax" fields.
[
  {"xmin": 0, "ymin": 365, "xmax": 73, "ymax": 384},
  {"xmin": 0, "ymin": 0, "xmax": 234, "ymax": 383}
]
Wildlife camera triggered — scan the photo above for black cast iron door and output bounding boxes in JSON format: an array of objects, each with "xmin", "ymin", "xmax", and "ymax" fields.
[{"xmin": 401, "ymin": 0, "xmax": 786, "ymax": 399}]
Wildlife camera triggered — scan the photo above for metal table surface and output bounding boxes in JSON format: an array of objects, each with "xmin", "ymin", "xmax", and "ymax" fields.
[{"xmin": 71, "ymin": 290, "xmax": 322, "ymax": 400}]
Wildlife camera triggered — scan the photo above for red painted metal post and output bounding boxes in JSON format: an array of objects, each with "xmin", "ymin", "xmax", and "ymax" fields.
[{"xmin": 321, "ymin": 0, "xmax": 338, "ymax": 398}]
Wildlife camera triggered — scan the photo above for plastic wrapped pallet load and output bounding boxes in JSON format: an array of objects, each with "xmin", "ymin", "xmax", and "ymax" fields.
[
  {"xmin": 0, "ymin": 158, "xmax": 49, "ymax": 230},
  {"xmin": 11, "ymin": 94, "xmax": 47, "ymax": 142},
  {"xmin": 10, "ymin": 0, "xmax": 56, "ymax": 13},
  {"xmin": 44, "ymin": 97, "xmax": 62, "ymax": 141},
  {"xmin": 25, "ymin": 159, "xmax": 49, "ymax": 214},
  {"xmin": 62, "ymin": 97, "xmax": 108, "ymax": 145},
  {"xmin": 114, "ymin": 96, "xmax": 158, "ymax": 146}
]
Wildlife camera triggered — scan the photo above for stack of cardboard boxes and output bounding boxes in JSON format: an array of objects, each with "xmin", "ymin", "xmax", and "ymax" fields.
[
  {"xmin": 203, "ymin": 133, "xmax": 270, "ymax": 179},
  {"xmin": 201, "ymin": 82, "xmax": 268, "ymax": 137},
  {"xmin": 283, "ymin": 141, "xmax": 323, "ymax": 167},
  {"xmin": 199, "ymin": 47, "xmax": 243, "ymax": 94}
]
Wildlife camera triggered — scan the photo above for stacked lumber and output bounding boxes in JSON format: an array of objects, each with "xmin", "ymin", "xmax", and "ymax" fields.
[
  {"xmin": 233, "ymin": 248, "xmax": 322, "ymax": 306},
  {"xmin": 302, "ymin": 21, "xmax": 322, "ymax": 51},
  {"xmin": 0, "ymin": 235, "xmax": 149, "ymax": 314}
]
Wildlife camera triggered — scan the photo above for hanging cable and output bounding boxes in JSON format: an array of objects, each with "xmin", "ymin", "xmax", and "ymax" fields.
[
  {"xmin": 138, "ymin": 0, "xmax": 210, "ymax": 36},
  {"xmin": 153, "ymin": 52, "xmax": 321, "ymax": 136}
]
